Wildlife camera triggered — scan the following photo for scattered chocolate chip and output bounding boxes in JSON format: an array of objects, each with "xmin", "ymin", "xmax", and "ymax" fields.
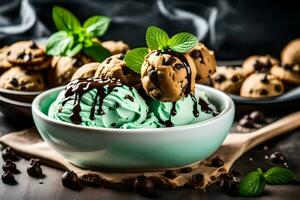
[
  {"xmin": 2, "ymin": 147, "xmax": 19, "ymax": 161},
  {"xmin": 124, "ymin": 94, "xmax": 134, "ymax": 102},
  {"xmin": 80, "ymin": 174, "xmax": 102, "ymax": 187},
  {"xmin": 214, "ymin": 74, "xmax": 226, "ymax": 83},
  {"xmin": 133, "ymin": 175, "xmax": 156, "ymax": 197},
  {"xmin": 174, "ymin": 63, "xmax": 184, "ymax": 70},
  {"xmin": 163, "ymin": 170, "xmax": 177, "ymax": 179},
  {"xmin": 274, "ymin": 84, "xmax": 282, "ymax": 93},
  {"xmin": 61, "ymin": 170, "xmax": 82, "ymax": 190},
  {"xmin": 249, "ymin": 110, "xmax": 265, "ymax": 123},
  {"xmin": 192, "ymin": 173, "xmax": 204, "ymax": 183},
  {"xmin": 180, "ymin": 167, "xmax": 192, "ymax": 173},
  {"xmin": 162, "ymin": 57, "xmax": 176, "ymax": 65},
  {"xmin": 9, "ymin": 78, "xmax": 19, "ymax": 87},
  {"xmin": 269, "ymin": 152, "xmax": 287, "ymax": 164},
  {"xmin": 27, "ymin": 159, "xmax": 43, "ymax": 178},
  {"xmin": 190, "ymin": 50, "xmax": 202, "ymax": 59},
  {"xmin": 238, "ymin": 115, "xmax": 254, "ymax": 128},
  {"xmin": 230, "ymin": 75, "xmax": 238, "ymax": 82},
  {"xmin": 2, "ymin": 171, "xmax": 17, "ymax": 185},
  {"xmin": 219, "ymin": 173, "xmax": 240, "ymax": 196},
  {"xmin": 211, "ymin": 157, "xmax": 224, "ymax": 167},
  {"xmin": 259, "ymin": 89, "xmax": 268, "ymax": 96},
  {"xmin": 2, "ymin": 160, "xmax": 20, "ymax": 174}
]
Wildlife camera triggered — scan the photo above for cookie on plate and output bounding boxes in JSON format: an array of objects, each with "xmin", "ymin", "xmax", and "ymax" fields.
[
  {"xmin": 242, "ymin": 55, "xmax": 279, "ymax": 75},
  {"xmin": 0, "ymin": 47, "xmax": 13, "ymax": 70},
  {"xmin": 270, "ymin": 64, "xmax": 300, "ymax": 85},
  {"xmin": 240, "ymin": 73, "xmax": 284, "ymax": 98},
  {"xmin": 102, "ymin": 40, "xmax": 130, "ymax": 55},
  {"xmin": 281, "ymin": 38, "xmax": 300, "ymax": 65},
  {"xmin": 71, "ymin": 62, "xmax": 100, "ymax": 80},
  {"xmin": 210, "ymin": 66, "xmax": 246, "ymax": 94},
  {"xmin": 0, "ymin": 66, "xmax": 45, "ymax": 91}
]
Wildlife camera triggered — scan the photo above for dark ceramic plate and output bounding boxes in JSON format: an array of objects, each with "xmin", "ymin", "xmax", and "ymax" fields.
[{"xmin": 0, "ymin": 95, "xmax": 32, "ymax": 120}]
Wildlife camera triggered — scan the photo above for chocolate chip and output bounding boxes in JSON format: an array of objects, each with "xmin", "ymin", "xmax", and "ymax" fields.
[
  {"xmin": 17, "ymin": 52, "xmax": 26, "ymax": 59},
  {"xmin": 238, "ymin": 115, "xmax": 254, "ymax": 128},
  {"xmin": 122, "ymin": 66, "xmax": 131, "ymax": 76},
  {"xmin": 133, "ymin": 175, "xmax": 156, "ymax": 197},
  {"xmin": 2, "ymin": 147, "xmax": 19, "ymax": 161},
  {"xmin": 6, "ymin": 51, "xmax": 11, "ymax": 56},
  {"xmin": 253, "ymin": 59, "xmax": 271, "ymax": 72},
  {"xmin": 30, "ymin": 42, "xmax": 39, "ymax": 49},
  {"xmin": 192, "ymin": 173, "xmax": 203, "ymax": 183},
  {"xmin": 61, "ymin": 170, "xmax": 82, "ymax": 190},
  {"xmin": 106, "ymin": 58, "xmax": 112, "ymax": 64},
  {"xmin": 2, "ymin": 160, "xmax": 20, "ymax": 174},
  {"xmin": 211, "ymin": 157, "xmax": 224, "ymax": 167},
  {"xmin": 2, "ymin": 171, "xmax": 17, "ymax": 185},
  {"xmin": 259, "ymin": 89, "xmax": 268, "ymax": 95},
  {"xmin": 149, "ymin": 70, "xmax": 159, "ymax": 83},
  {"xmin": 219, "ymin": 173, "xmax": 240, "ymax": 195},
  {"xmin": 111, "ymin": 123, "xmax": 116, "ymax": 127},
  {"xmin": 10, "ymin": 78, "xmax": 19, "ymax": 87},
  {"xmin": 174, "ymin": 63, "xmax": 184, "ymax": 70},
  {"xmin": 162, "ymin": 57, "xmax": 176, "ymax": 65},
  {"xmin": 214, "ymin": 74, "xmax": 226, "ymax": 83},
  {"xmin": 124, "ymin": 94, "xmax": 134, "ymax": 102},
  {"xmin": 163, "ymin": 170, "xmax": 177, "ymax": 179},
  {"xmin": 27, "ymin": 159, "xmax": 44, "ymax": 178},
  {"xmin": 80, "ymin": 174, "xmax": 102, "ymax": 187},
  {"xmin": 249, "ymin": 89, "xmax": 253, "ymax": 94},
  {"xmin": 190, "ymin": 50, "xmax": 202, "ymax": 59},
  {"xmin": 119, "ymin": 54, "xmax": 125, "ymax": 60},
  {"xmin": 274, "ymin": 84, "xmax": 282, "ymax": 92},
  {"xmin": 249, "ymin": 111, "xmax": 265, "ymax": 123},
  {"xmin": 260, "ymin": 74, "xmax": 269, "ymax": 84},
  {"xmin": 180, "ymin": 167, "xmax": 192, "ymax": 173},
  {"xmin": 269, "ymin": 152, "xmax": 287, "ymax": 164},
  {"xmin": 20, "ymin": 86, "xmax": 27, "ymax": 91},
  {"xmin": 23, "ymin": 53, "xmax": 32, "ymax": 62},
  {"xmin": 230, "ymin": 75, "xmax": 238, "ymax": 82}
]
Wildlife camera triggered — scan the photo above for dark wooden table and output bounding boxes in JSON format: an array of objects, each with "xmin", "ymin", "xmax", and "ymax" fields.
[{"xmin": 0, "ymin": 111, "xmax": 299, "ymax": 200}]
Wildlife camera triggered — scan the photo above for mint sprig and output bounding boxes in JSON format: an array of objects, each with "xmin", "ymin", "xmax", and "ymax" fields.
[
  {"xmin": 145, "ymin": 26, "xmax": 197, "ymax": 53},
  {"xmin": 239, "ymin": 167, "xmax": 296, "ymax": 197},
  {"xmin": 46, "ymin": 6, "xmax": 112, "ymax": 61},
  {"xmin": 124, "ymin": 48, "xmax": 148, "ymax": 73}
]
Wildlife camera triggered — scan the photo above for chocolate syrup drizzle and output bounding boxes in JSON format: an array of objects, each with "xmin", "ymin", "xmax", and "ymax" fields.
[{"xmin": 61, "ymin": 78, "xmax": 123, "ymax": 124}]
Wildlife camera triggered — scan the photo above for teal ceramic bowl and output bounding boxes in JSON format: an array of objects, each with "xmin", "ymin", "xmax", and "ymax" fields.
[{"xmin": 32, "ymin": 85, "xmax": 235, "ymax": 171}]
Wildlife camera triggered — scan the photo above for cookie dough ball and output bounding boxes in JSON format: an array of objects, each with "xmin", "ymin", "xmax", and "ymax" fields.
[
  {"xmin": 94, "ymin": 54, "xmax": 141, "ymax": 88},
  {"xmin": 240, "ymin": 73, "xmax": 284, "ymax": 98},
  {"xmin": 71, "ymin": 62, "xmax": 99, "ymax": 80},
  {"xmin": 102, "ymin": 40, "xmax": 129, "ymax": 55},
  {"xmin": 0, "ymin": 47, "xmax": 13, "ymax": 70},
  {"xmin": 270, "ymin": 64, "xmax": 300, "ymax": 85},
  {"xmin": 281, "ymin": 38, "xmax": 300, "ymax": 65},
  {"xmin": 0, "ymin": 67, "xmax": 45, "ymax": 91},
  {"xmin": 242, "ymin": 55, "xmax": 279, "ymax": 75},
  {"xmin": 141, "ymin": 50, "xmax": 196, "ymax": 102},
  {"xmin": 187, "ymin": 42, "xmax": 216, "ymax": 83},
  {"xmin": 210, "ymin": 66, "xmax": 246, "ymax": 94},
  {"xmin": 49, "ymin": 54, "xmax": 92, "ymax": 87}
]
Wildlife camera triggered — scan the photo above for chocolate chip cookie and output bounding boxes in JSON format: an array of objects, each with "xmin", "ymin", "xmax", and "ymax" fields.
[
  {"xmin": 94, "ymin": 54, "xmax": 141, "ymax": 88},
  {"xmin": 210, "ymin": 66, "xmax": 246, "ymax": 94},
  {"xmin": 281, "ymin": 38, "xmax": 300, "ymax": 65},
  {"xmin": 102, "ymin": 40, "xmax": 130, "ymax": 55},
  {"xmin": 0, "ymin": 47, "xmax": 13, "ymax": 70},
  {"xmin": 270, "ymin": 64, "xmax": 300, "ymax": 85},
  {"xmin": 188, "ymin": 42, "xmax": 216, "ymax": 83},
  {"xmin": 71, "ymin": 62, "xmax": 100, "ymax": 80},
  {"xmin": 0, "ymin": 67, "xmax": 45, "ymax": 91},
  {"xmin": 240, "ymin": 73, "xmax": 284, "ymax": 98},
  {"xmin": 242, "ymin": 55, "xmax": 279, "ymax": 75}
]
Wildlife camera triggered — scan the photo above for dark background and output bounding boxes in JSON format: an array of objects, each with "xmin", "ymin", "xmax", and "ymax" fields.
[{"xmin": 1, "ymin": 0, "xmax": 300, "ymax": 60}]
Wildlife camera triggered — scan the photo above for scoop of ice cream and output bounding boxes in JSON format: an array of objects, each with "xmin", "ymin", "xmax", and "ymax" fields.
[
  {"xmin": 120, "ymin": 112, "xmax": 162, "ymax": 129},
  {"xmin": 148, "ymin": 89, "xmax": 218, "ymax": 127},
  {"xmin": 141, "ymin": 50, "xmax": 197, "ymax": 102},
  {"xmin": 242, "ymin": 55, "xmax": 279, "ymax": 76},
  {"xmin": 281, "ymin": 38, "xmax": 300, "ymax": 65},
  {"xmin": 187, "ymin": 42, "xmax": 217, "ymax": 83},
  {"xmin": 94, "ymin": 54, "xmax": 141, "ymax": 88},
  {"xmin": 48, "ymin": 78, "xmax": 148, "ymax": 128},
  {"xmin": 102, "ymin": 40, "xmax": 130, "ymax": 55}
]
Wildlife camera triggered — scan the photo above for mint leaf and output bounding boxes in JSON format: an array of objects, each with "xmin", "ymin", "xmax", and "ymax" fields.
[
  {"xmin": 168, "ymin": 32, "xmax": 198, "ymax": 53},
  {"xmin": 83, "ymin": 16, "xmax": 111, "ymax": 37},
  {"xmin": 239, "ymin": 169, "xmax": 266, "ymax": 197},
  {"xmin": 264, "ymin": 167, "xmax": 296, "ymax": 185},
  {"xmin": 66, "ymin": 43, "xmax": 83, "ymax": 57},
  {"xmin": 124, "ymin": 48, "xmax": 148, "ymax": 73},
  {"xmin": 52, "ymin": 6, "xmax": 81, "ymax": 31},
  {"xmin": 83, "ymin": 42, "xmax": 111, "ymax": 62},
  {"xmin": 46, "ymin": 31, "xmax": 72, "ymax": 56},
  {"xmin": 146, "ymin": 26, "xmax": 169, "ymax": 50}
]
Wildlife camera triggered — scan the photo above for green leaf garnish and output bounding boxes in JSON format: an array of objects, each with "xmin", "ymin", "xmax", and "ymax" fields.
[
  {"xmin": 168, "ymin": 32, "xmax": 198, "ymax": 53},
  {"xmin": 124, "ymin": 48, "xmax": 148, "ymax": 73},
  {"xmin": 264, "ymin": 167, "xmax": 296, "ymax": 185},
  {"xmin": 52, "ymin": 6, "xmax": 81, "ymax": 31},
  {"xmin": 239, "ymin": 168, "xmax": 266, "ymax": 197},
  {"xmin": 146, "ymin": 26, "xmax": 169, "ymax": 50},
  {"xmin": 46, "ymin": 31, "xmax": 73, "ymax": 56},
  {"xmin": 83, "ymin": 42, "xmax": 111, "ymax": 62},
  {"xmin": 83, "ymin": 16, "xmax": 111, "ymax": 37}
]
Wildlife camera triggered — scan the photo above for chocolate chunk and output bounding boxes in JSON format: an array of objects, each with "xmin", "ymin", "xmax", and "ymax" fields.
[
  {"xmin": 259, "ymin": 89, "xmax": 268, "ymax": 95},
  {"xmin": 192, "ymin": 173, "xmax": 204, "ymax": 183},
  {"xmin": 253, "ymin": 59, "xmax": 271, "ymax": 72},
  {"xmin": 149, "ymin": 70, "xmax": 159, "ymax": 83},
  {"xmin": 260, "ymin": 74, "xmax": 269, "ymax": 84},
  {"xmin": 2, "ymin": 147, "xmax": 19, "ymax": 161},
  {"xmin": 6, "ymin": 51, "xmax": 11, "ymax": 56},
  {"xmin": 119, "ymin": 54, "xmax": 125, "ymax": 60},
  {"xmin": 2, "ymin": 160, "xmax": 20, "ymax": 174},
  {"xmin": 249, "ymin": 89, "xmax": 253, "ymax": 94},
  {"xmin": 10, "ymin": 78, "xmax": 19, "ymax": 87},
  {"xmin": 124, "ymin": 94, "xmax": 134, "ymax": 102},
  {"xmin": 219, "ymin": 173, "xmax": 240, "ymax": 195},
  {"xmin": 17, "ymin": 52, "xmax": 26, "ymax": 59},
  {"xmin": 133, "ymin": 175, "xmax": 156, "ymax": 197},
  {"xmin": 211, "ymin": 157, "xmax": 224, "ymax": 167},
  {"xmin": 238, "ymin": 115, "xmax": 254, "ymax": 128},
  {"xmin": 214, "ymin": 74, "xmax": 226, "ymax": 83},
  {"xmin": 30, "ymin": 42, "xmax": 39, "ymax": 49},
  {"xmin": 162, "ymin": 57, "xmax": 176, "ymax": 65},
  {"xmin": 180, "ymin": 167, "xmax": 192, "ymax": 173},
  {"xmin": 249, "ymin": 111, "xmax": 265, "ymax": 123},
  {"xmin": 80, "ymin": 174, "xmax": 102, "ymax": 187},
  {"xmin": 61, "ymin": 170, "xmax": 82, "ymax": 190},
  {"xmin": 274, "ymin": 84, "xmax": 282, "ymax": 92},
  {"xmin": 190, "ymin": 50, "xmax": 202, "ymax": 59},
  {"xmin": 230, "ymin": 75, "xmax": 238, "ymax": 82},
  {"xmin": 27, "ymin": 159, "xmax": 43, "ymax": 178},
  {"xmin": 163, "ymin": 170, "xmax": 177, "ymax": 179},
  {"xmin": 2, "ymin": 171, "xmax": 17, "ymax": 185},
  {"xmin": 174, "ymin": 63, "xmax": 184, "ymax": 70},
  {"xmin": 269, "ymin": 152, "xmax": 287, "ymax": 164}
]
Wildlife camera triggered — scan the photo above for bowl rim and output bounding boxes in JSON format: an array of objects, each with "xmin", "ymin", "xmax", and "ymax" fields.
[
  {"xmin": 0, "ymin": 88, "xmax": 43, "ymax": 96},
  {"xmin": 0, "ymin": 95, "xmax": 32, "ymax": 107},
  {"xmin": 32, "ymin": 84, "xmax": 234, "ymax": 133}
]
